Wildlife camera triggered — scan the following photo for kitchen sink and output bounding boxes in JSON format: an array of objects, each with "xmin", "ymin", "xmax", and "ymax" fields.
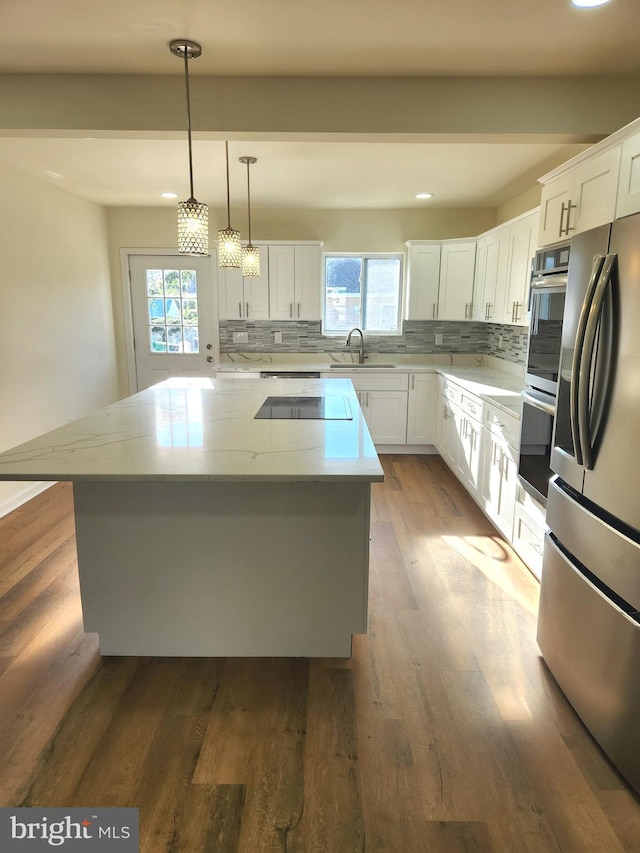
[{"xmin": 329, "ymin": 363, "xmax": 396, "ymax": 369}]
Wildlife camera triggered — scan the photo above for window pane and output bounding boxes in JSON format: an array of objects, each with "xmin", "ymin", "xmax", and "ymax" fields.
[
  {"xmin": 150, "ymin": 326, "xmax": 166, "ymax": 352},
  {"xmin": 146, "ymin": 269, "xmax": 163, "ymax": 297},
  {"xmin": 164, "ymin": 269, "xmax": 180, "ymax": 296},
  {"xmin": 167, "ymin": 326, "xmax": 183, "ymax": 352},
  {"xmin": 182, "ymin": 299, "xmax": 198, "ymax": 325},
  {"xmin": 183, "ymin": 325, "xmax": 199, "ymax": 353},
  {"xmin": 148, "ymin": 298, "xmax": 164, "ymax": 323},
  {"xmin": 165, "ymin": 298, "xmax": 182, "ymax": 324},
  {"xmin": 325, "ymin": 257, "xmax": 362, "ymax": 331},
  {"xmin": 181, "ymin": 269, "xmax": 197, "ymax": 297},
  {"xmin": 364, "ymin": 258, "xmax": 401, "ymax": 331}
]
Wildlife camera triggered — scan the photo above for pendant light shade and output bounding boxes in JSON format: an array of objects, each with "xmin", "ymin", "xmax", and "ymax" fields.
[
  {"xmin": 218, "ymin": 141, "xmax": 242, "ymax": 268},
  {"xmin": 170, "ymin": 39, "xmax": 209, "ymax": 256},
  {"xmin": 239, "ymin": 156, "xmax": 260, "ymax": 277}
]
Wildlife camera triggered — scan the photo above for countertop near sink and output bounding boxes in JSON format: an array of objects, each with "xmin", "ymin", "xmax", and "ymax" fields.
[{"xmin": 216, "ymin": 356, "xmax": 524, "ymax": 420}]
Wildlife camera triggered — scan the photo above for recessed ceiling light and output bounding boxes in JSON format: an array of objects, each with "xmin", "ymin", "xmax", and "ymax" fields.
[
  {"xmin": 572, "ymin": 0, "xmax": 612, "ymax": 7},
  {"xmin": 161, "ymin": 192, "xmax": 178, "ymax": 199},
  {"xmin": 415, "ymin": 192, "xmax": 434, "ymax": 200}
]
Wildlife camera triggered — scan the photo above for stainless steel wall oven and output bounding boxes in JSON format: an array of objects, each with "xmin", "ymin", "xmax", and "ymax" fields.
[{"xmin": 518, "ymin": 241, "xmax": 569, "ymax": 505}]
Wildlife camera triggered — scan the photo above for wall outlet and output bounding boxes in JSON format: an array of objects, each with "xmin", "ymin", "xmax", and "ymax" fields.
[
  {"xmin": 435, "ymin": 333, "xmax": 443, "ymax": 345},
  {"xmin": 273, "ymin": 331, "xmax": 283, "ymax": 344},
  {"xmin": 233, "ymin": 331, "xmax": 249, "ymax": 344},
  {"xmin": 499, "ymin": 334, "xmax": 504, "ymax": 349}
]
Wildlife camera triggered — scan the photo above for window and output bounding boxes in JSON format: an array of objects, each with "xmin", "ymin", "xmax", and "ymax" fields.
[
  {"xmin": 145, "ymin": 268, "xmax": 199, "ymax": 353},
  {"xmin": 323, "ymin": 254, "xmax": 403, "ymax": 334}
]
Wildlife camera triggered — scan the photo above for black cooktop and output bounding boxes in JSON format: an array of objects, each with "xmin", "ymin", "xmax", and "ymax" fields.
[{"xmin": 254, "ymin": 396, "xmax": 352, "ymax": 420}]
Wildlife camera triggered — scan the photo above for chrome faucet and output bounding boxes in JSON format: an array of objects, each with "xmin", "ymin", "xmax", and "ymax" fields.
[{"xmin": 346, "ymin": 327, "xmax": 366, "ymax": 364}]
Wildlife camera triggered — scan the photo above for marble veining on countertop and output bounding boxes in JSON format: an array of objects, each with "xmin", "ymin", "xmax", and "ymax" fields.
[{"xmin": 0, "ymin": 378, "xmax": 384, "ymax": 484}]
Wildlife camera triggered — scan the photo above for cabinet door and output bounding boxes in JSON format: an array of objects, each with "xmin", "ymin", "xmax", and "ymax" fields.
[
  {"xmin": 268, "ymin": 245, "xmax": 296, "ymax": 320},
  {"xmin": 217, "ymin": 266, "xmax": 244, "ymax": 319},
  {"xmin": 504, "ymin": 211, "xmax": 539, "ymax": 326},
  {"xmin": 573, "ymin": 147, "xmax": 621, "ymax": 236},
  {"xmin": 438, "ymin": 242, "xmax": 476, "ymax": 321},
  {"xmin": 456, "ymin": 416, "xmax": 482, "ymax": 496},
  {"xmin": 482, "ymin": 226, "xmax": 510, "ymax": 324},
  {"xmin": 496, "ymin": 444, "xmax": 517, "ymax": 540},
  {"xmin": 244, "ymin": 246, "xmax": 270, "ymax": 319},
  {"xmin": 472, "ymin": 237, "xmax": 486, "ymax": 322},
  {"xmin": 436, "ymin": 395, "xmax": 454, "ymax": 463},
  {"xmin": 480, "ymin": 432, "xmax": 503, "ymax": 517},
  {"xmin": 406, "ymin": 243, "xmax": 441, "ymax": 320},
  {"xmin": 294, "ymin": 246, "xmax": 321, "ymax": 320},
  {"xmin": 364, "ymin": 391, "xmax": 408, "ymax": 444},
  {"xmin": 616, "ymin": 132, "xmax": 640, "ymax": 219},
  {"xmin": 538, "ymin": 172, "xmax": 575, "ymax": 247},
  {"xmin": 406, "ymin": 374, "xmax": 437, "ymax": 444}
]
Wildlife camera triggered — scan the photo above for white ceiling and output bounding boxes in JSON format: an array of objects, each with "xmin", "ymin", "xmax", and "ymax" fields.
[
  {"xmin": 0, "ymin": 0, "xmax": 633, "ymax": 210},
  {"xmin": 1, "ymin": 0, "xmax": 638, "ymax": 77}
]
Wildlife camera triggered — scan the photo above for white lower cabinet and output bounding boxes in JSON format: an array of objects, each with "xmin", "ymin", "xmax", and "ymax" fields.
[
  {"xmin": 321, "ymin": 371, "xmax": 409, "ymax": 445},
  {"xmin": 435, "ymin": 377, "xmax": 521, "ymax": 550},
  {"xmin": 480, "ymin": 433, "xmax": 518, "ymax": 540},
  {"xmin": 406, "ymin": 373, "xmax": 437, "ymax": 444},
  {"xmin": 358, "ymin": 390, "xmax": 408, "ymax": 444}
]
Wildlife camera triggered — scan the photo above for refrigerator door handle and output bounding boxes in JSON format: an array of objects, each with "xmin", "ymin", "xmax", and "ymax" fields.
[
  {"xmin": 578, "ymin": 253, "xmax": 616, "ymax": 470},
  {"xmin": 570, "ymin": 253, "xmax": 606, "ymax": 467}
]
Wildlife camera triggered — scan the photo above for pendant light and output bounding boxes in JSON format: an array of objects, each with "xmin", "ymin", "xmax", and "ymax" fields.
[
  {"xmin": 239, "ymin": 156, "xmax": 260, "ymax": 277},
  {"xmin": 170, "ymin": 39, "xmax": 208, "ymax": 256},
  {"xmin": 218, "ymin": 141, "xmax": 242, "ymax": 268}
]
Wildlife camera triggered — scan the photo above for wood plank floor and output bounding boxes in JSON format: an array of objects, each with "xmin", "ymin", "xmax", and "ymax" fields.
[{"xmin": 1, "ymin": 457, "xmax": 640, "ymax": 851}]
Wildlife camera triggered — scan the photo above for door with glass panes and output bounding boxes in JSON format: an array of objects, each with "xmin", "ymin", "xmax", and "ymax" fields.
[{"xmin": 129, "ymin": 254, "xmax": 219, "ymax": 391}]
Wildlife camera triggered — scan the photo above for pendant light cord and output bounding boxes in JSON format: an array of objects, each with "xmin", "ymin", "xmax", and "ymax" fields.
[
  {"xmin": 225, "ymin": 141, "xmax": 232, "ymax": 228},
  {"xmin": 246, "ymin": 160, "xmax": 252, "ymax": 245},
  {"xmin": 183, "ymin": 51, "xmax": 195, "ymax": 200}
]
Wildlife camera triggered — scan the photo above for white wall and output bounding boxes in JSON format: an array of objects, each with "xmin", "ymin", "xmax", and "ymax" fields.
[{"xmin": 0, "ymin": 162, "xmax": 119, "ymax": 513}]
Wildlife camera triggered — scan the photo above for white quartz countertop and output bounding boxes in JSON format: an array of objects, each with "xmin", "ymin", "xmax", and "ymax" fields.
[
  {"xmin": 0, "ymin": 377, "xmax": 384, "ymax": 483},
  {"xmin": 217, "ymin": 360, "xmax": 524, "ymax": 418}
]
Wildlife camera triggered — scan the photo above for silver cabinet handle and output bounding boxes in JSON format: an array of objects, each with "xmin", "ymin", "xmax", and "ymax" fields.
[
  {"xmin": 411, "ymin": 375, "xmax": 415, "ymax": 391},
  {"xmin": 513, "ymin": 301, "xmax": 520, "ymax": 323},
  {"xmin": 289, "ymin": 303, "xmax": 293, "ymax": 319},
  {"xmin": 464, "ymin": 302, "xmax": 469, "ymax": 319},
  {"xmin": 246, "ymin": 302, "xmax": 249, "ymax": 318},
  {"xmin": 560, "ymin": 200, "xmax": 577, "ymax": 236},
  {"xmin": 238, "ymin": 301, "xmax": 242, "ymax": 318},
  {"xmin": 297, "ymin": 302, "xmax": 301, "ymax": 318},
  {"xmin": 366, "ymin": 392, "xmax": 369, "ymax": 407}
]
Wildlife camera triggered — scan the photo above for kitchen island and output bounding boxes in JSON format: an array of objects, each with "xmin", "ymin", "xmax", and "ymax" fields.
[{"xmin": 0, "ymin": 376, "xmax": 383, "ymax": 657}]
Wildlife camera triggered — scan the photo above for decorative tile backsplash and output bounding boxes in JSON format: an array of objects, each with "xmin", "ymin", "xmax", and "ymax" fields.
[{"xmin": 219, "ymin": 320, "xmax": 528, "ymax": 365}]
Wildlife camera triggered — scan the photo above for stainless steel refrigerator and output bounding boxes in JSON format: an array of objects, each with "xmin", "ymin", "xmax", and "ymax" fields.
[{"xmin": 538, "ymin": 213, "xmax": 640, "ymax": 793}]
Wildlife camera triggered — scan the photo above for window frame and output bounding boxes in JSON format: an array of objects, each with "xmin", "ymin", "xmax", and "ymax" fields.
[{"xmin": 322, "ymin": 252, "xmax": 405, "ymax": 336}]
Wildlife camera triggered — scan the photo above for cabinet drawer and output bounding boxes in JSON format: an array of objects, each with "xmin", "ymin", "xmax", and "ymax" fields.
[
  {"xmin": 441, "ymin": 380, "xmax": 462, "ymax": 407},
  {"xmin": 483, "ymin": 402, "xmax": 520, "ymax": 449},
  {"xmin": 460, "ymin": 391, "xmax": 483, "ymax": 422}
]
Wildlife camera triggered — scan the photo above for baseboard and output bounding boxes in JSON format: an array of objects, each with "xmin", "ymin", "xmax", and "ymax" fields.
[
  {"xmin": 375, "ymin": 444, "xmax": 438, "ymax": 455},
  {"xmin": 0, "ymin": 482, "xmax": 54, "ymax": 519}
]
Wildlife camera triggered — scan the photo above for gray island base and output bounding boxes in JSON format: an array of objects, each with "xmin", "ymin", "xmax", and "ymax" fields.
[{"xmin": 0, "ymin": 377, "xmax": 384, "ymax": 657}]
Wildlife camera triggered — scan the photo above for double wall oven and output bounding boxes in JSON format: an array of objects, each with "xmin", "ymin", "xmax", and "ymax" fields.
[{"xmin": 518, "ymin": 242, "xmax": 569, "ymax": 505}]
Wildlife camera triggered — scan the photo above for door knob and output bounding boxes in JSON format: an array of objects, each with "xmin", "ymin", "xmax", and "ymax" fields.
[
  {"xmin": 206, "ymin": 356, "xmax": 214, "ymax": 363},
  {"xmin": 206, "ymin": 343, "xmax": 213, "ymax": 350}
]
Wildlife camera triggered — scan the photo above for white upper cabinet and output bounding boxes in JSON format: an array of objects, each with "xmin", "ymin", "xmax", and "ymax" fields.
[
  {"xmin": 217, "ymin": 245, "xmax": 270, "ymax": 320},
  {"xmin": 538, "ymin": 147, "xmax": 621, "ymax": 247},
  {"xmin": 405, "ymin": 242, "xmax": 441, "ymax": 320},
  {"xmin": 478, "ymin": 225, "xmax": 510, "ymax": 324},
  {"xmin": 502, "ymin": 210, "xmax": 539, "ymax": 326},
  {"xmin": 437, "ymin": 241, "xmax": 476, "ymax": 321},
  {"xmin": 616, "ymin": 130, "xmax": 640, "ymax": 219},
  {"xmin": 268, "ymin": 244, "xmax": 321, "ymax": 321}
]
